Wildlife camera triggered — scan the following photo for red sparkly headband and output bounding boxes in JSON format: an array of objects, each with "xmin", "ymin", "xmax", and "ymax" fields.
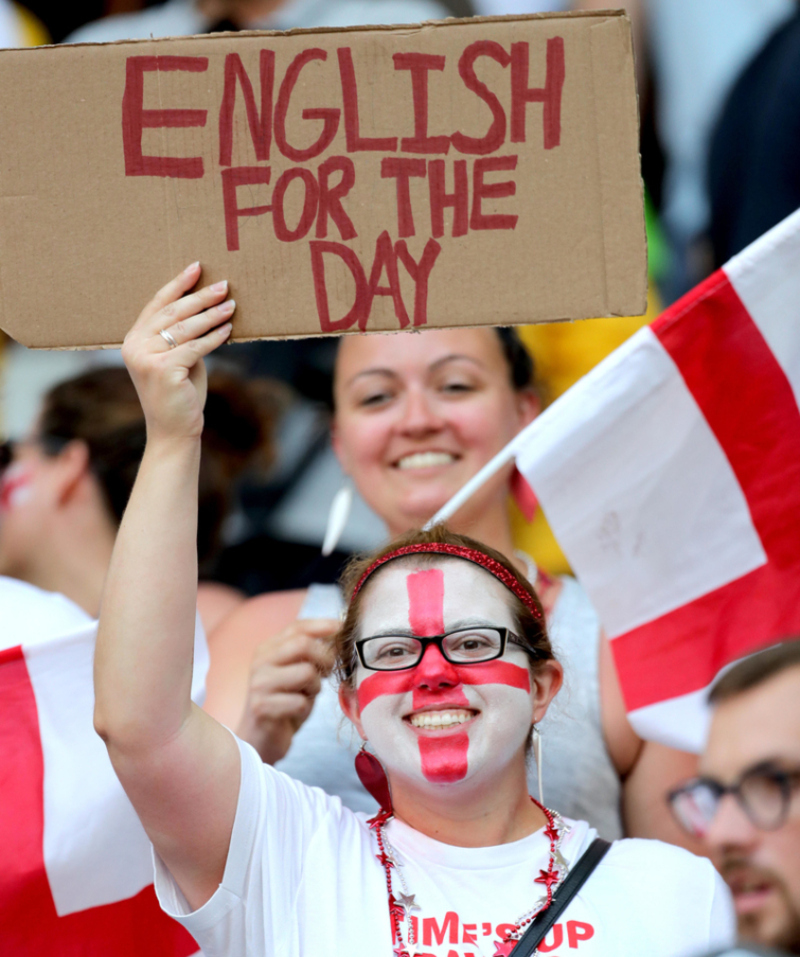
[{"xmin": 350, "ymin": 543, "xmax": 543, "ymax": 621}]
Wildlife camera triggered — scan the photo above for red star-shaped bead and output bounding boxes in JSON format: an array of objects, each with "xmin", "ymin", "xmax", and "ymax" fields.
[
  {"xmin": 393, "ymin": 946, "xmax": 410, "ymax": 957},
  {"xmin": 534, "ymin": 866, "xmax": 560, "ymax": 890},
  {"xmin": 493, "ymin": 939, "xmax": 516, "ymax": 957},
  {"xmin": 543, "ymin": 822, "xmax": 560, "ymax": 843},
  {"xmin": 388, "ymin": 894, "xmax": 405, "ymax": 923},
  {"xmin": 376, "ymin": 852, "xmax": 395, "ymax": 869}
]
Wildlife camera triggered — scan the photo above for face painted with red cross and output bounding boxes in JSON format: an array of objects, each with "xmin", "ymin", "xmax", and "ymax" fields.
[{"xmin": 341, "ymin": 558, "xmax": 545, "ymax": 792}]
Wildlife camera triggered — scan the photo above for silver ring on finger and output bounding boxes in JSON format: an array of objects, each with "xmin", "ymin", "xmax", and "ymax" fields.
[{"xmin": 159, "ymin": 328, "xmax": 178, "ymax": 349}]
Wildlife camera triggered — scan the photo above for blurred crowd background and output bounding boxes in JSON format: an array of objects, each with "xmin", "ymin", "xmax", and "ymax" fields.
[{"xmin": 1, "ymin": 0, "xmax": 798, "ymax": 590}]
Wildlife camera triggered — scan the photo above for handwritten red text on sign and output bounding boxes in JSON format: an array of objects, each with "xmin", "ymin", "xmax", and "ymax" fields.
[{"xmin": 121, "ymin": 39, "xmax": 565, "ymax": 332}]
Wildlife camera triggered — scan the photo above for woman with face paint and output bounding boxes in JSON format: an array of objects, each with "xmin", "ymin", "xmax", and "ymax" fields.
[
  {"xmin": 208, "ymin": 311, "xmax": 700, "ymax": 848},
  {"xmin": 95, "ymin": 267, "xmax": 735, "ymax": 957},
  {"xmin": 0, "ymin": 365, "xmax": 274, "ymax": 632}
]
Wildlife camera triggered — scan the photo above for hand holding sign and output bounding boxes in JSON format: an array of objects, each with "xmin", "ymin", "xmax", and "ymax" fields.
[{"xmin": 120, "ymin": 263, "xmax": 235, "ymax": 444}]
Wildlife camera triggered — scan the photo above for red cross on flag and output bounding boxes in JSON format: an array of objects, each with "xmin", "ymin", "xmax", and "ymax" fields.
[
  {"xmin": 431, "ymin": 207, "xmax": 800, "ymax": 753},
  {"xmin": 0, "ymin": 576, "xmax": 205, "ymax": 955}
]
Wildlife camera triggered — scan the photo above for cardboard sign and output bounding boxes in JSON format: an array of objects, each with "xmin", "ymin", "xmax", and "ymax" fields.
[{"xmin": 0, "ymin": 12, "xmax": 645, "ymax": 349}]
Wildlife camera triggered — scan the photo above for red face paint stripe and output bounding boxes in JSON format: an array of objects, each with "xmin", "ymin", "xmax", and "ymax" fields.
[
  {"xmin": 412, "ymin": 686, "xmax": 470, "ymax": 711},
  {"xmin": 419, "ymin": 733, "xmax": 469, "ymax": 783},
  {"xmin": 406, "ymin": 569, "xmax": 445, "ymax": 636},
  {"xmin": 459, "ymin": 659, "xmax": 531, "ymax": 693},
  {"xmin": 0, "ymin": 467, "xmax": 31, "ymax": 511},
  {"xmin": 358, "ymin": 670, "xmax": 414, "ymax": 710},
  {"xmin": 357, "ymin": 657, "xmax": 531, "ymax": 710}
]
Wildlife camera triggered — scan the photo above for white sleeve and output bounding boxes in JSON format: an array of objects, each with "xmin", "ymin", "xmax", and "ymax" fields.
[{"xmin": 153, "ymin": 734, "xmax": 357, "ymax": 953}]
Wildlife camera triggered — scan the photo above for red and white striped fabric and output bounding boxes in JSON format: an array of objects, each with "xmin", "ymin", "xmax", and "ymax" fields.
[
  {"xmin": 513, "ymin": 207, "xmax": 800, "ymax": 753},
  {"xmin": 0, "ymin": 576, "xmax": 205, "ymax": 955}
]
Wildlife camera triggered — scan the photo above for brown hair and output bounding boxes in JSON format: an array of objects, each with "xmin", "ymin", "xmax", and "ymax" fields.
[
  {"xmin": 709, "ymin": 639, "xmax": 800, "ymax": 705},
  {"xmin": 38, "ymin": 366, "xmax": 276, "ymax": 563},
  {"xmin": 335, "ymin": 525, "xmax": 553, "ymax": 686}
]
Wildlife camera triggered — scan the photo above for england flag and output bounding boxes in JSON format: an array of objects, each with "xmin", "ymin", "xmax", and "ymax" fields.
[
  {"xmin": 0, "ymin": 576, "xmax": 205, "ymax": 955},
  {"xmin": 433, "ymin": 207, "xmax": 800, "ymax": 753}
]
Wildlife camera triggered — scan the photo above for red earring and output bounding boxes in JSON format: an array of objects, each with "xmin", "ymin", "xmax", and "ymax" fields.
[{"xmin": 355, "ymin": 743, "xmax": 393, "ymax": 814}]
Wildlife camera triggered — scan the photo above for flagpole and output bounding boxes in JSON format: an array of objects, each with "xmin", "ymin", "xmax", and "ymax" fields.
[{"xmin": 423, "ymin": 419, "xmax": 537, "ymax": 529}]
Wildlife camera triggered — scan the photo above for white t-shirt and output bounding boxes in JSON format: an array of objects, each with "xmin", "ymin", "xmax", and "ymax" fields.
[
  {"xmin": 0, "ymin": 575, "xmax": 93, "ymax": 649},
  {"xmin": 155, "ymin": 736, "xmax": 735, "ymax": 957}
]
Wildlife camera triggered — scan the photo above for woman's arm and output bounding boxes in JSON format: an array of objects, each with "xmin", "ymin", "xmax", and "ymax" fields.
[
  {"xmin": 94, "ymin": 264, "xmax": 241, "ymax": 910},
  {"xmin": 599, "ymin": 635, "xmax": 705, "ymax": 853}
]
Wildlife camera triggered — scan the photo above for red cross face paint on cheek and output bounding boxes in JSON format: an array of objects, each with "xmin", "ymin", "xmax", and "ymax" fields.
[
  {"xmin": 355, "ymin": 563, "xmax": 535, "ymax": 789},
  {"xmin": 0, "ymin": 464, "xmax": 34, "ymax": 513}
]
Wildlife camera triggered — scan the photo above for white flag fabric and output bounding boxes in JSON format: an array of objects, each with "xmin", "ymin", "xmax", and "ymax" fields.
[
  {"xmin": 509, "ymin": 207, "xmax": 800, "ymax": 753},
  {"xmin": 0, "ymin": 576, "xmax": 206, "ymax": 955}
]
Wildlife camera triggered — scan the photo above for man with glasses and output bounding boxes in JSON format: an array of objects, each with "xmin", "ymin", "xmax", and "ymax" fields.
[{"xmin": 668, "ymin": 641, "xmax": 800, "ymax": 955}]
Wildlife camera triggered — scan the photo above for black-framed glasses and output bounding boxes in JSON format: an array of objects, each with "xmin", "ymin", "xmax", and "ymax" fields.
[
  {"xmin": 668, "ymin": 762, "xmax": 800, "ymax": 838},
  {"xmin": 355, "ymin": 626, "xmax": 525, "ymax": 672}
]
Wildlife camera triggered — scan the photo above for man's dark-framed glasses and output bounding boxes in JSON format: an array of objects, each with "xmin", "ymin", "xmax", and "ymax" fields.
[
  {"xmin": 668, "ymin": 762, "xmax": 800, "ymax": 838},
  {"xmin": 355, "ymin": 627, "xmax": 522, "ymax": 672}
]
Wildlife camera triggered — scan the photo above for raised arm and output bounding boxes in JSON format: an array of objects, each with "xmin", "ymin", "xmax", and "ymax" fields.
[{"xmin": 94, "ymin": 264, "xmax": 240, "ymax": 910}]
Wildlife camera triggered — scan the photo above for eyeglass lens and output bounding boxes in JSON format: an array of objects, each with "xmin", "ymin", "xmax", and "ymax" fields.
[
  {"xmin": 360, "ymin": 628, "xmax": 504, "ymax": 671},
  {"xmin": 672, "ymin": 767, "xmax": 794, "ymax": 837}
]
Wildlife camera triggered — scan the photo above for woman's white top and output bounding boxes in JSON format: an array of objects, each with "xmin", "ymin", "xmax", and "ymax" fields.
[
  {"xmin": 275, "ymin": 577, "xmax": 624, "ymax": 839},
  {"xmin": 155, "ymin": 736, "xmax": 734, "ymax": 957}
]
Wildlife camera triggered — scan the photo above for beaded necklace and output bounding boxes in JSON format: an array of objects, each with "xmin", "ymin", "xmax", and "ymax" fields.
[{"xmin": 368, "ymin": 799, "xmax": 570, "ymax": 957}]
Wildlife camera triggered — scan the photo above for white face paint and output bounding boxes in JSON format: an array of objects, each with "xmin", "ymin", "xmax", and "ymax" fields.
[{"xmin": 353, "ymin": 560, "xmax": 536, "ymax": 792}]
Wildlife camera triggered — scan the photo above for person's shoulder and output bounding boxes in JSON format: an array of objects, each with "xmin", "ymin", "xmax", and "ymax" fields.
[
  {"xmin": 0, "ymin": 576, "xmax": 93, "ymax": 651},
  {"xmin": 239, "ymin": 734, "xmax": 368, "ymax": 834},
  {"xmin": 197, "ymin": 581, "xmax": 246, "ymax": 637},
  {"xmin": 64, "ymin": 0, "xmax": 203, "ymax": 43},
  {"xmin": 219, "ymin": 589, "xmax": 307, "ymax": 637},
  {"xmin": 606, "ymin": 836, "xmax": 719, "ymax": 889}
]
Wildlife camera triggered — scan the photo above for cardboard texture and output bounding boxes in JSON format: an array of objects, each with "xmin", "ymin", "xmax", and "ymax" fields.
[{"xmin": 0, "ymin": 12, "xmax": 646, "ymax": 349}]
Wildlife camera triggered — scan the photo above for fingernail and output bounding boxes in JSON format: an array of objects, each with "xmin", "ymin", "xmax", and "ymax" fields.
[
  {"xmin": 220, "ymin": 322, "xmax": 233, "ymax": 333},
  {"xmin": 185, "ymin": 261, "xmax": 200, "ymax": 274},
  {"xmin": 210, "ymin": 280, "xmax": 228, "ymax": 293},
  {"xmin": 224, "ymin": 299, "xmax": 236, "ymax": 312}
]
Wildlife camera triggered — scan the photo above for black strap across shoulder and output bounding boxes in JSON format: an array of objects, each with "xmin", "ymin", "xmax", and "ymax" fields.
[{"xmin": 510, "ymin": 838, "xmax": 611, "ymax": 957}]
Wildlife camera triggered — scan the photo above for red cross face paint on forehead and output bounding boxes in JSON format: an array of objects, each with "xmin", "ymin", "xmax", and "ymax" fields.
[
  {"xmin": 355, "ymin": 560, "xmax": 535, "ymax": 788},
  {"xmin": 407, "ymin": 568, "xmax": 445, "ymax": 636}
]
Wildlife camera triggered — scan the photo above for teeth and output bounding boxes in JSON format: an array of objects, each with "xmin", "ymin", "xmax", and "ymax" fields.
[
  {"xmin": 409, "ymin": 710, "xmax": 474, "ymax": 730},
  {"xmin": 397, "ymin": 452, "xmax": 456, "ymax": 470}
]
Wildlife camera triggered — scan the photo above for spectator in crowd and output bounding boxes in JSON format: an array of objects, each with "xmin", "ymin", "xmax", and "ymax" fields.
[
  {"xmin": 189, "ymin": 270, "xmax": 699, "ymax": 850},
  {"xmin": 0, "ymin": 366, "xmax": 275, "ymax": 633},
  {"xmin": 669, "ymin": 641, "xmax": 800, "ymax": 955},
  {"xmin": 92, "ymin": 280, "xmax": 735, "ymax": 953},
  {"xmin": 66, "ymin": 0, "xmax": 450, "ymax": 42},
  {"xmin": 708, "ymin": 4, "xmax": 800, "ymax": 267}
]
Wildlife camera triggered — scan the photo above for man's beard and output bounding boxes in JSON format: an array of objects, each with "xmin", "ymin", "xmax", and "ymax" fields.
[{"xmin": 722, "ymin": 858, "xmax": 800, "ymax": 954}]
